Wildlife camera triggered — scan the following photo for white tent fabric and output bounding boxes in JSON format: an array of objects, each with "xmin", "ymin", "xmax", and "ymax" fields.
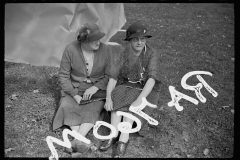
[{"xmin": 5, "ymin": 3, "xmax": 126, "ymax": 67}]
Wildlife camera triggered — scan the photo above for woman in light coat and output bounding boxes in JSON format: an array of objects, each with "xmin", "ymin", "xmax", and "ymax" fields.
[{"xmin": 52, "ymin": 23, "xmax": 123, "ymax": 155}]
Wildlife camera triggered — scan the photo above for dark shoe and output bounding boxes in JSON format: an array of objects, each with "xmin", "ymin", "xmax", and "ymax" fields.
[
  {"xmin": 73, "ymin": 140, "xmax": 94, "ymax": 154},
  {"xmin": 99, "ymin": 136, "xmax": 119, "ymax": 152},
  {"xmin": 64, "ymin": 139, "xmax": 79, "ymax": 154},
  {"xmin": 64, "ymin": 147, "xmax": 73, "ymax": 154},
  {"xmin": 112, "ymin": 140, "xmax": 130, "ymax": 158}
]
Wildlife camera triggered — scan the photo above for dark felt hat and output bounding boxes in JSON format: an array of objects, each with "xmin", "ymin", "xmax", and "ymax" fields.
[
  {"xmin": 77, "ymin": 23, "xmax": 105, "ymax": 43},
  {"xmin": 124, "ymin": 21, "xmax": 152, "ymax": 41}
]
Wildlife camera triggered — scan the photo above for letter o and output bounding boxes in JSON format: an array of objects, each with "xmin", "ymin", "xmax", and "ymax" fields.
[{"xmin": 93, "ymin": 121, "xmax": 117, "ymax": 140}]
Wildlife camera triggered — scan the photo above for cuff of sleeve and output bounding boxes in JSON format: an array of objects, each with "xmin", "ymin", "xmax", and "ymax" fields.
[
  {"xmin": 148, "ymin": 75, "xmax": 161, "ymax": 84},
  {"xmin": 94, "ymin": 83, "xmax": 105, "ymax": 90},
  {"xmin": 110, "ymin": 76, "xmax": 118, "ymax": 81},
  {"xmin": 70, "ymin": 88, "xmax": 78, "ymax": 97}
]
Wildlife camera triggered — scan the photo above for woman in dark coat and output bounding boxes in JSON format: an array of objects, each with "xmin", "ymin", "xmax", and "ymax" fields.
[
  {"xmin": 99, "ymin": 21, "xmax": 161, "ymax": 158},
  {"xmin": 52, "ymin": 23, "xmax": 123, "ymax": 154}
]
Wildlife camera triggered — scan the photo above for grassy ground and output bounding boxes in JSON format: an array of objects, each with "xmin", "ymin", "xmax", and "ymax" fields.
[{"xmin": 5, "ymin": 3, "xmax": 234, "ymax": 158}]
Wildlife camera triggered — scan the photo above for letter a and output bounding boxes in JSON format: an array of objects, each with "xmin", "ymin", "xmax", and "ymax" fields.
[{"xmin": 168, "ymin": 86, "xmax": 199, "ymax": 111}]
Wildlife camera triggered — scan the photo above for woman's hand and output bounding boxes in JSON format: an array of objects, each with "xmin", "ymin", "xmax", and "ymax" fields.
[
  {"xmin": 82, "ymin": 86, "xmax": 99, "ymax": 100},
  {"xmin": 104, "ymin": 96, "xmax": 113, "ymax": 111},
  {"xmin": 104, "ymin": 78, "xmax": 117, "ymax": 111},
  {"xmin": 73, "ymin": 95, "xmax": 83, "ymax": 104}
]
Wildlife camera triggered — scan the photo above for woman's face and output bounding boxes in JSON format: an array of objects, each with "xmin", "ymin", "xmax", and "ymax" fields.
[
  {"xmin": 130, "ymin": 37, "xmax": 146, "ymax": 53},
  {"xmin": 84, "ymin": 40, "xmax": 100, "ymax": 51}
]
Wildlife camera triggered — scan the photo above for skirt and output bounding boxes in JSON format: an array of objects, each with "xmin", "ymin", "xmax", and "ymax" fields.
[
  {"xmin": 111, "ymin": 85, "xmax": 159, "ymax": 136},
  {"xmin": 52, "ymin": 90, "xmax": 105, "ymax": 131}
]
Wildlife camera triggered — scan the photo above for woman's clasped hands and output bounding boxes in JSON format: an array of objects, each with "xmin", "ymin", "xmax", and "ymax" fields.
[{"xmin": 73, "ymin": 86, "xmax": 99, "ymax": 104}]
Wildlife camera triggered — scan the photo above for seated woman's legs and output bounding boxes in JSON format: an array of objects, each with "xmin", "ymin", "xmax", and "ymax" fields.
[
  {"xmin": 68, "ymin": 123, "xmax": 95, "ymax": 154},
  {"xmin": 113, "ymin": 114, "xmax": 133, "ymax": 158},
  {"xmin": 119, "ymin": 116, "xmax": 134, "ymax": 143},
  {"xmin": 111, "ymin": 111, "xmax": 122, "ymax": 137},
  {"xmin": 70, "ymin": 125, "xmax": 80, "ymax": 132},
  {"xmin": 98, "ymin": 111, "xmax": 122, "ymax": 151},
  {"xmin": 70, "ymin": 123, "xmax": 94, "ymax": 136}
]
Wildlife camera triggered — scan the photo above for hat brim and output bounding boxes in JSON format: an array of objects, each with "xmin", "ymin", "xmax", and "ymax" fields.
[
  {"xmin": 87, "ymin": 32, "xmax": 106, "ymax": 42},
  {"xmin": 124, "ymin": 33, "xmax": 152, "ymax": 41}
]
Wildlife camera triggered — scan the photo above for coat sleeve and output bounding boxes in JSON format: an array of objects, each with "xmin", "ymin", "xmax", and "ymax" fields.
[
  {"xmin": 58, "ymin": 45, "xmax": 78, "ymax": 97},
  {"xmin": 108, "ymin": 44, "xmax": 125, "ymax": 81},
  {"xmin": 93, "ymin": 44, "xmax": 124, "ymax": 89},
  {"xmin": 146, "ymin": 48, "xmax": 161, "ymax": 84}
]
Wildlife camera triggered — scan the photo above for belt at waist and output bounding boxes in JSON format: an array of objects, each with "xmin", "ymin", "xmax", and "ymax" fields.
[
  {"xmin": 83, "ymin": 78, "xmax": 93, "ymax": 84},
  {"xmin": 123, "ymin": 81, "xmax": 143, "ymax": 90}
]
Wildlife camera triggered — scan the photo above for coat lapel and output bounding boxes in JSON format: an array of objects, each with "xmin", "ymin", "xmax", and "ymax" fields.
[
  {"xmin": 89, "ymin": 49, "xmax": 98, "ymax": 76},
  {"xmin": 76, "ymin": 42, "xmax": 88, "ymax": 75}
]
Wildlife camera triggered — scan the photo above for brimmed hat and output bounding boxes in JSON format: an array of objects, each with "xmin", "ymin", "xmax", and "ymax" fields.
[
  {"xmin": 77, "ymin": 23, "xmax": 106, "ymax": 43},
  {"xmin": 124, "ymin": 21, "xmax": 152, "ymax": 41}
]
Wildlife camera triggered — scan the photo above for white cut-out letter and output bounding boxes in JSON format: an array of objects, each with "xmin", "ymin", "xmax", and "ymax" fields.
[
  {"xmin": 168, "ymin": 86, "xmax": 199, "ymax": 111},
  {"xmin": 93, "ymin": 121, "xmax": 117, "ymax": 140},
  {"xmin": 116, "ymin": 111, "xmax": 142, "ymax": 134},
  {"xmin": 196, "ymin": 75, "xmax": 218, "ymax": 97},
  {"xmin": 46, "ymin": 129, "xmax": 90, "ymax": 160},
  {"xmin": 181, "ymin": 71, "xmax": 218, "ymax": 103},
  {"xmin": 129, "ymin": 97, "xmax": 158, "ymax": 126}
]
